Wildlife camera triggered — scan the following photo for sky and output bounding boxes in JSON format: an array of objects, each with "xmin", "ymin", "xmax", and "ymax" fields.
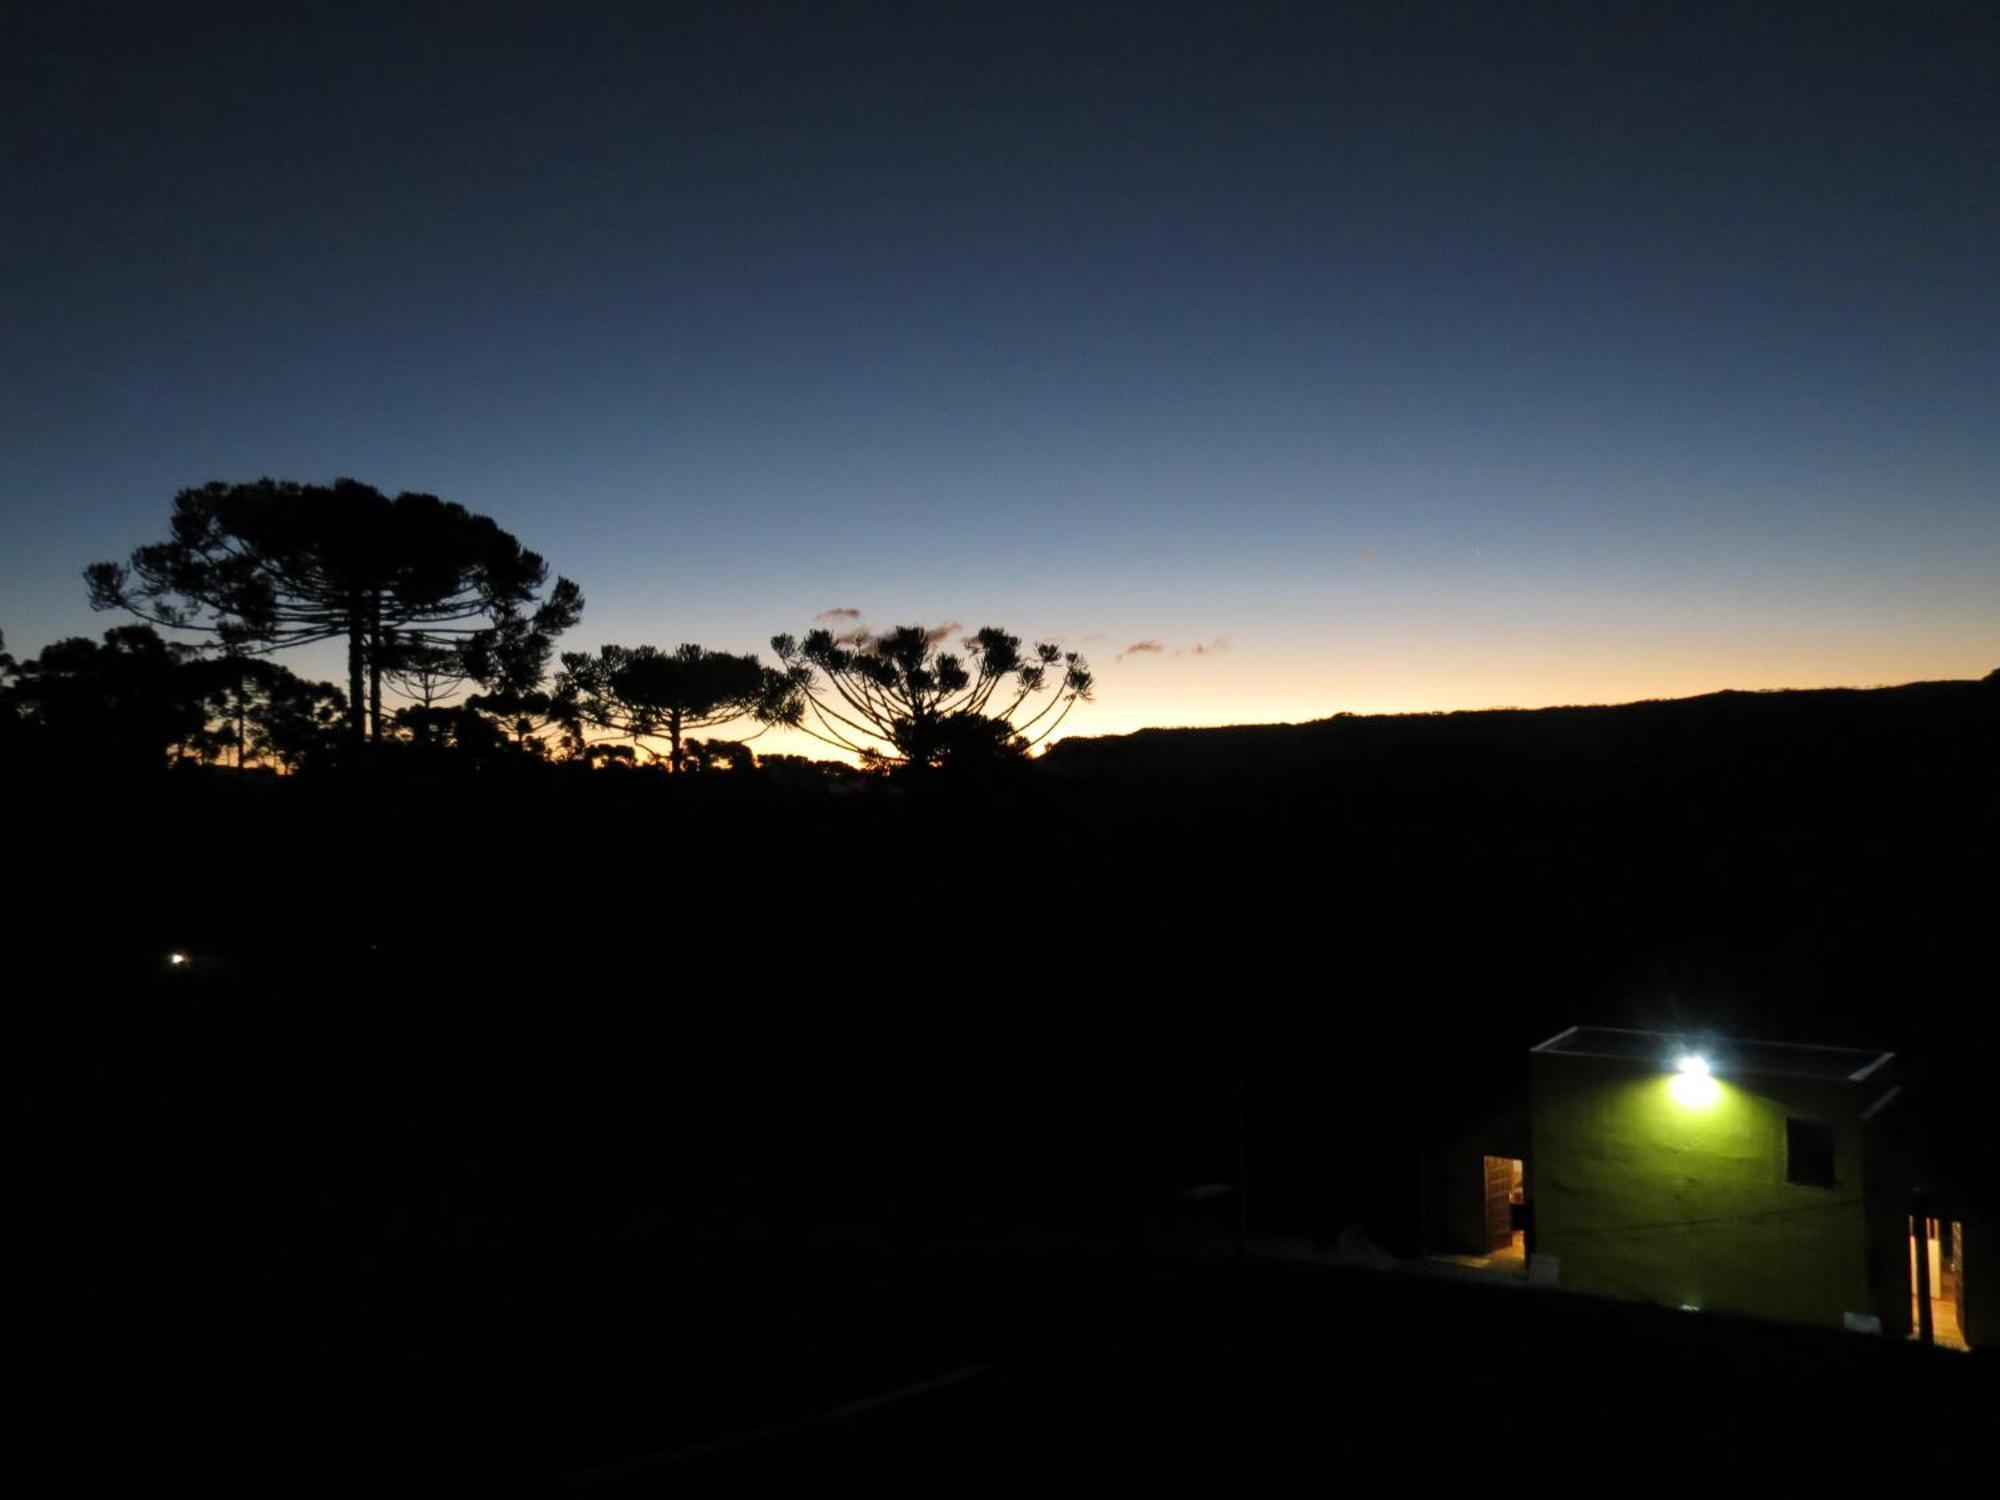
[{"xmin": 3, "ymin": 0, "xmax": 1995, "ymax": 745}]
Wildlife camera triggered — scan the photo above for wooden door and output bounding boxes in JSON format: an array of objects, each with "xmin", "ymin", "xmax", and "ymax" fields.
[{"xmin": 1483, "ymin": 1156, "xmax": 1514, "ymax": 1251}]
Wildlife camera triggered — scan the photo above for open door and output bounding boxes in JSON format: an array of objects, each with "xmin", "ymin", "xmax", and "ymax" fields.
[
  {"xmin": 1483, "ymin": 1156, "xmax": 1524, "ymax": 1254},
  {"xmin": 1909, "ymin": 1216, "xmax": 1968, "ymax": 1350}
]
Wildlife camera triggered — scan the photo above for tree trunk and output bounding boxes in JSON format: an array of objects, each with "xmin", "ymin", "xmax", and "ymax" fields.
[
  {"xmin": 368, "ymin": 588, "xmax": 384, "ymax": 741},
  {"xmin": 669, "ymin": 708, "xmax": 683, "ymax": 773},
  {"xmin": 347, "ymin": 601, "xmax": 366, "ymax": 750}
]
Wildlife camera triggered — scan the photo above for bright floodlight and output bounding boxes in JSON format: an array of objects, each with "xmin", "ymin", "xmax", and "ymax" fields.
[
  {"xmin": 168, "ymin": 951, "xmax": 189, "ymax": 967},
  {"xmin": 1670, "ymin": 1052, "xmax": 1720, "ymax": 1107}
]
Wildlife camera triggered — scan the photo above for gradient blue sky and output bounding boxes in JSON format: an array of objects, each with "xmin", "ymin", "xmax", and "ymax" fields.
[{"xmin": 4, "ymin": 1, "xmax": 1994, "ymax": 741}]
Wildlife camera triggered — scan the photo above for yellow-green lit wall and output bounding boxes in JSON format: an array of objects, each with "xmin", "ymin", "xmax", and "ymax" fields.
[{"xmin": 1530, "ymin": 1054, "xmax": 1873, "ymax": 1329}]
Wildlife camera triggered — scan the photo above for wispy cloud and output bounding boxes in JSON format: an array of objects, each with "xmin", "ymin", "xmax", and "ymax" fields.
[
  {"xmin": 816, "ymin": 606, "xmax": 863, "ymax": 621},
  {"xmin": 1116, "ymin": 636, "xmax": 1231, "ymax": 663}
]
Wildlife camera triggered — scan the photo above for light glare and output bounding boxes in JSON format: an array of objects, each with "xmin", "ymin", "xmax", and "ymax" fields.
[{"xmin": 1669, "ymin": 1059, "xmax": 1720, "ymax": 1108}]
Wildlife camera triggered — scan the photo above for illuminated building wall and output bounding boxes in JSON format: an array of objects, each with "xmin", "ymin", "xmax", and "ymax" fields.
[{"xmin": 1528, "ymin": 1041, "xmax": 1908, "ymax": 1334}]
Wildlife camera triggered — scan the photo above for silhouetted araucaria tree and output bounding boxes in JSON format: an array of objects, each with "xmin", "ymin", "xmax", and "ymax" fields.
[
  {"xmin": 4, "ymin": 625, "xmax": 207, "ymax": 770},
  {"xmin": 555, "ymin": 643, "xmax": 771, "ymax": 772},
  {"xmin": 86, "ymin": 478, "xmax": 583, "ymax": 749},
  {"xmin": 2, "ymin": 624, "xmax": 343, "ymax": 772},
  {"xmin": 183, "ymin": 653, "xmax": 347, "ymax": 771},
  {"xmin": 762, "ymin": 624, "xmax": 1092, "ymax": 770}
]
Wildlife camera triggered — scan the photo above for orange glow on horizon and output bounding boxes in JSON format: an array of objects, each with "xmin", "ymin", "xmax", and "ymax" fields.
[
  {"xmin": 259, "ymin": 631, "xmax": 2000, "ymax": 767},
  {"xmin": 1040, "ymin": 636, "xmax": 2000, "ymax": 748},
  {"xmin": 732, "ymin": 641, "xmax": 1997, "ymax": 763}
]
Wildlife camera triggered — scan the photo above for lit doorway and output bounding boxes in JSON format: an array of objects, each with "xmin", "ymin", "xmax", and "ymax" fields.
[
  {"xmin": 1909, "ymin": 1216, "xmax": 1967, "ymax": 1350},
  {"xmin": 1483, "ymin": 1155, "xmax": 1525, "ymax": 1265}
]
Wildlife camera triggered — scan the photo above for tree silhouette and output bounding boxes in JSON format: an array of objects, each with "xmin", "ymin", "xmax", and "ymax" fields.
[
  {"xmin": 681, "ymin": 737, "xmax": 758, "ymax": 773},
  {"xmin": 763, "ymin": 623, "xmax": 1092, "ymax": 770},
  {"xmin": 387, "ymin": 700, "xmax": 511, "ymax": 758},
  {"xmin": 556, "ymin": 643, "xmax": 770, "ymax": 772},
  {"xmin": 4, "ymin": 627, "xmax": 347, "ymax": 773},
  {"xmin": 86, "ymin": 479, "xmax": 583, "ymax": 749},
  {"xmin": 5, "ymin": 625, "xmax": 206, "ymax": 769},
  {"xmin": 459, "ymin": 611, "xmax": 578, "ymax": 754},
  {"xmin": 184, "ymin": 655, "xmax": 347, "ymax": 770},
  {"xmin": 380, "ymin": 636, "xmax": 470, "ymax": 711},
  {"xmin": 374, "ymin": 636, "xmax": 544, "ymax": 754},
  {"xmin": 0, "ymin": 631, "xmax": 16, "ymax": 743},
  {"xmin": 249, "ymin": 667, "xmax": 348, "ymax": 770}
]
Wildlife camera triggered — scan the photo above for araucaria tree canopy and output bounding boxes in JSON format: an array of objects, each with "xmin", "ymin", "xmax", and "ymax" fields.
[
  {"xmin": 2, "ymin": 624, "xmax": 345, "ymax": 772},
  {"xmin": 87, "ymin": 479, "xmax": 582, "ymax": 746},
  {"xmin": 764, "ymin": 624, "xmax": 1092, "ymax": 770},
  {"xmin": 555, "ymin": 643, "xmax": 770, "ymax": 772}
]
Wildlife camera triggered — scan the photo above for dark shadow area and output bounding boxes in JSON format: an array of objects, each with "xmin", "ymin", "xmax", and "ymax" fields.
[{"xmin": 6, "ymin": 672, "xmax": 1998, "ymax": 1489}]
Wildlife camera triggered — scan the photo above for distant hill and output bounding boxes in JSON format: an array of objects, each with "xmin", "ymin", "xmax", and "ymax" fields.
[
  {"xmin": 1047, "ymin": 676, "xmax": 2000, "ymax": 785},
  {"xmin": 1036, "ymin": 670, "xmax": 1998, "ymax": 1065}
]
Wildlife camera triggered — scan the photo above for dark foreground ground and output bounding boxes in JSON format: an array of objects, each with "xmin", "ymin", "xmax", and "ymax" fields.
[{"xmin": 12, "ymin": 1172, "xmax": 1996, "ymax": 1496}]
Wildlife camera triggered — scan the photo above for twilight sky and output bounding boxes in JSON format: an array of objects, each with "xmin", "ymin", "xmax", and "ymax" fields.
[{"xmin": 4, "ymin": 1, "xmax": 1995, "ymax": 742}]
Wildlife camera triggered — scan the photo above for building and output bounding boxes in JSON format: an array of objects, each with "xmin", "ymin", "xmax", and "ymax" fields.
[
  {"xmin": 1429, "ymin": 1025, "xmax": 1980, "ymax": 1348},
  {"xmin": 1526, "ymin": 1026, "xmax": 1982, "ymax": 1345}
]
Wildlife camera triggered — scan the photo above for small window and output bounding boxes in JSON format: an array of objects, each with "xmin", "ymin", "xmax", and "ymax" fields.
[{"xmin": 1786, "ymin": 1118, "xmax": 1836, "ymax": 1187}]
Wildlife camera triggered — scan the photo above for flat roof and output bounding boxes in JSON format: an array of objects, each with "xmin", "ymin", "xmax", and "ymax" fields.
[{"xmin": 1531, "ymin": 1025, "xmax": 1893, "ymax": 1084}]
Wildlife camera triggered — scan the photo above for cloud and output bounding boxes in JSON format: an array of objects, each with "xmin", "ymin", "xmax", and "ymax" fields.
[
  {"xmin": 1114, "ymin": 636, "xmax": 1232, "ymax": 663},
  {"xmin": 816, "ymin": 607, "xmax": 863, "ymax": 621},
  {"xmin": 922, "ymin": 620, "xmax": 963, "ymax": 650}
]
